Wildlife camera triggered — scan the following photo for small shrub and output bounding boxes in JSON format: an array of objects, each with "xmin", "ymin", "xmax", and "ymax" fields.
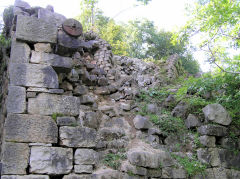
[
  {"xmin": 172, "ymin": 154, "xmax": 207, "ymax": 177},
  {"xmin": 103, "ymin": 152, "xmax": 126, "ymax": 170},
  {"xmin": 51, "ymin": 113, "xmax": 64, "ymax": 121}
]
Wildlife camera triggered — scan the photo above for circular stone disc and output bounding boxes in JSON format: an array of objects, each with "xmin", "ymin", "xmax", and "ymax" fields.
[{"xmin": 62, "ymin": 18, "xmax": 83, "ymax": 37}]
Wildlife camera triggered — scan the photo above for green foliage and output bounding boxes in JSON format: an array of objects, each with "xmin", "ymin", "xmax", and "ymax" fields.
[
  {"xmin": 103, "ymin": 152, "xmax": 126, "ymax": 170},
  {"xmin": 172, "ymin": 154, "xmax": 207, "ymax": 177},
  {"xmin": 138, "ymin": 88, "xmax": 170, "ymax": 104},
  {"xmin": 177, "ymin": 72, "xmax": 240, "ymax": 128},
  {"xmin": 51, "ymin": 113, "xmax": 64, "ymax": 121}
]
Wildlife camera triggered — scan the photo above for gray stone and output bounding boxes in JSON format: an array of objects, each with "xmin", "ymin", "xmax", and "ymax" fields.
[
  {"xmin": 31, "ymin": 51, "xmax": 73, "ymax": 72},
  {"xmin": 34, "ymin": 43, "xmax": 52, "ymax": 53},
  {"xmin": 98, "ymin": 77, "xmax": 108, "ymax": 86},
  {"xmin": 133, "ymin": 115, "xmax": 152, "ymax": 130},
  {"xmin": 9, "ymin": 63, "xmax": 59, "ymax": 88},
  {"xmin": 30, "ymin": 146, "xmax": 73, "ymax": 174},
  {"xmin": 146, "ymin": 103, "xmax": 158, "ymax": 114},
  {"xmin": 7, "ymin": 86, "xmax": 26, "ymax": 113},
  {"xmin": 38, "ymin": 8, "xmax": 66, "ymax": 27},
  {"xmin": 2, "ymin": 175, "xmax": 50, "ymax": 179},
  {"xmin": 94, "ymin": 87, "xmax": 109, "ymax": 95},
  {"xmin": 29, "ymin": 143, "xmax": 52, "ymax": 147},
  {"xmin": 80, "ymin": 94, "xmax": 95, "ymax": 104},
  {"xmin": 27, "ymin": 87, "xmax": 64, "ymax": 94},
  {"xmin": 16, "ymin": 15, "xmax": 57, "ymax": 43},
  {"xmin": 147, "ymin": 169, "xmax": 162, "ymax": 177},
  {"xmin": 74, "ymin": 85, "xmax": 88, "ymax": 96},
  {"xmin": 148, "ymin": 128, "xmax": 163, "ymax": 136},
  {"xmin": 219, "ymin": 137, "xmax": 238, "ymax": 149},
  {"xmin": 128, "ymin": 148, "xmax": 173, "ymax": 168},
  {"xmin": 162, "ymin": 167, "xmax": 186, "ymax": 179},
  {"xmin": 171, "ymin": 101, "xmax": 188, "ymax": 118},
  {"xmin": 231, "ymin": 169, "xmax": 240, "ymax": 179},
  {"xmin": 197, "ymin": 148, "xmax": 220, "ymax": 167},
  {"xmin": 203, "ymin": 103, "xmax": 232, "ymax": 125},
  {"xmin": 14, "ymin": 0, "xmax": 31, "ymax": 10},
  {"xmin": 92, "ymin": 169, "xmax": 123, "ymax": 179},
  {"xmin": 213, "ymin": 168, "xmax": 232, "ymax": 179},
  {"xmin": 28, "ymin": 93, "xmax": 80, "ymax": 116},
  {"xmin": 4, "ymin": 114, "xmax": 58, "ymax": 143},
  {"xmin": 27, "ymin": 92, "xmax": 37, "ymax": 98},
  {"xmin": 60, "ymin": 126, "xmax": 97, "ymax": 147},
  {"xmin": 10, "ymin": 38, "xmax": 31, "ymax": 63},
  {"xmin": 84, "ymin": 112, "xmax": 99, "ymax": 129},
  {"xmin": 75, "ymin": 149, "xmax": 99, "ymax": 165},
  {"xmin": 193, "ymin": 168, "xmax": 215, "ymax": 179},
  {"xmin": 185, "ymin": 114, "xmax": 201, "ymax": 128},
  {"xmin": 60, "ymin": 81, "xmax": 73, "ymax": 91},
  {"xmin": 2, "ymin": 142, "xmax": 29, "ymax": 175},
  {"xmin": 218, "ymin": 149, "xmax": 240, "ymax": 168},
  {"xmin": 74, "ymin": 165, "xmax": 93, "ymax": 174},
  {"xmin": 197, "ymin": 124, "xmax": 228, "ymax": 136},
  {"xmin": 57, "ymin": 116, "xmax": 77, "ymax": 126},
  {"xmin": 199, "ymin": 135, "xmax": 216, "ymax": 147},
  {"xmin": 120, "ymin": 161, "xmax": 147, "ymax": 176},
  {"xmin": 63, "ymin": 175, "xmax": 91, "ymax": 179},
  {"xmin": 119, "ymin": 102, "xmax": 131, "ymax": 111}
]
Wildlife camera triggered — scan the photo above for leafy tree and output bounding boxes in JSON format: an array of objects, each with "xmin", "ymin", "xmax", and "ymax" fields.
[{"xmin": 177, "ymin": 0, "xmax": 240, "ymax": 73}]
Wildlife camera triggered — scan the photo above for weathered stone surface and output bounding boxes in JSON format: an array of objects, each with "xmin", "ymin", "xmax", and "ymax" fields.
[
  {"xmin": 30, "ymin": 146, "xmax": 73, "ymax": 174},
  {"xmin": 80, "ymin": 94, "xmax": 96, "ymax": 104},
  {"xmin": 219, "ymin": 137, "xmax": 238, "ymax": 149},
  {"xmin": 57, "ymin": 116, "xmax": 77, "ymax": 126},
  {"xmin": 197, "ymin": 148, "xmax": 220, "ymax": 167},
  {"xmin": 203, "ymin": 103, "xmax": 232, "ymax": 125},
  {"xmin": 34, "ymin": 43, "xmax": 52, "ymax": 53},
  {"xmin": 31, "ymin": 51, "xmax": 73, "ymax": 72},
  {"xmin": 38, "ymin": 8, "xmax": 66, "ymax": 27},
  {"xmin": 212, "ymin": 168, "xmax": 232, "ymax": 179},
  {"xmin": 231, "ymin": 169, "xmax": 240, "ymax": 179},
  {"xmin": 84, "ymin": 112, "xmax": 99, "ymax": 129},
  {"xmin": 218, "ymin": 149, "xmax": 240, "ymax": 168},
  {"xmin": 28, "ymin": 93, "xmax": 80, "ymax": 116},
  {"xmin": 27, "ymin": 92, "xmax": 37, "ymax": 98},
  {"xmin": 9, "ymin": 63, "xmax": 59, "ymax": 88},
  {"xmin": 75, "ymin": 149, "xmax": 99, "ymax": 165},
  {"xmin": 133, "ymin": 115, "xmax": 152, "ymax": 130},
  {"xmin": 2, "ymin": 142, "xmax": 29, "ymax": 175},
  {"xmin": 4, "ymin": 114, "xmax": 57, "ymax": 143},
  {"xmin": 14, "ymin": 0, "xmax": 31, "ymax": 10},
  {"xmin": 92, "ymin": 169, "xmax": 123, "ymax": 179},
  {"xmin": 16, "ymin": 15, "xmax": 57, "ymax": 43},
  {"xmin": 199, "ymin": 135, "xmax": 216, "ymax": 147},
  {"xmin": 146, "ymin": 103, "xmax": 158, "ymax": 114},
  {"xmin": 147, "ymin": 169, "xmax": 162, "ymax": 177},
  {"xmin": 171, "ymin": 101, "xmax": 188, "ymax": 118},
  {"xmin": 119, "ymin": 102, "xmax": 131, "ymax": 111},
  {"xmin": 74, "ymin": 85, "xmax": 88, "ymax": 96},
  {"xmin": 128, "ymin": 147, "xmax": 173, "ymax": 168},
  {"xmin": 98, "ymin": 77, "xmax": 108, "ymax": 86},
  {"xmin": 27, "ymin": 87, "xmax": 64, "ymax": 94},
  {"xmin": 7, "ymin": 86, "xmax": 26, "ymax": 113},
  {"xmin": 63, "ymin": 175, "xmax": 91, "ymax": 179},
  {"xmin": 162, "ymin": 167, "xmax": 186, "ymax": 179},
  {"xmin": 193, "ymin": 168, "xmax": 215, "ymax": 179},
  {"xmin": 74, "ymin": 165, "xmax": 93, "ymax": 174},
  {"xmin": 121, "ymin": 161, "xmax": 147, "ymax": 176},
  {"xmin": 197, "ymin": 125, "xmax": 228, "ymax": 136},
  {"xmin": 60, "ymin": 126, "xmax": 97, "ymax": 147},
  {"xmin": 185, "ymin": 114, "xmax": 201, "ymax": 128},
  {"xmin": 10, "ymin": 38, "xmax": 31, "ymax": 63},
  {"xmin": 2, "ymin": 175, "xmax": 50, "ymax": 179}
]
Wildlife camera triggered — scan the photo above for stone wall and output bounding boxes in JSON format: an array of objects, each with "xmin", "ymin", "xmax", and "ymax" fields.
[{"xmin": 1, "ymin": 0, "xmax": 239, "ymax": 179}]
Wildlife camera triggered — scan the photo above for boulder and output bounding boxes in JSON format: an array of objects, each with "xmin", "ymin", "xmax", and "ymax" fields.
[
  {"xmin": 120, "ymin": 161, "xmax": 147, "ymax": 176},
  {"xmin": 9, "ymin": 63, "xmax": 59, "ymax": 88},
  {"xmin": 16, "ymin": 15, "xmax": 57, "ymax": 43},
  {"xmin": 2, "ymin": 142, "xmax": 29, "ymax": 175},
  {"xmin": 185, "ymin": 114, "xmax": 201, "ymax": 128},
  {"xmin": 199, "ymin": 135, "xmax": 216, "ymax": 147},
  {"xmin": 10, "ymin": 38, "xmax": 31, "ymax": 63},
  {"xmin": 74, "ymin": 85, "xmax": 88, "ymax": 96},
  {"xmin": 4, "ymin": 114, "xmax": 58, "ymax": 143},
  {"xmin": 7, "ymin": 86, "xmax": 26, "ymax": 114},
  {"xmin": 75, "ymin": 149, "xmax": 99, "ymax": 165},
  {"xmin": 213, "ymin": 168, "xmax": 233, "ymax": 179},
  {"xmin": 30, "ymin": 146, "xmax": 73, "ymax": 174},
  {"xmin": 146, "ymin": 103, "xmax": 158, "ymax": 114},
  {"xmin": 84, "ymin": 112, "xmax": 99, "ymax": 129},
  {"xmin": 38, "ymin": 8, "xmax": 66, "ymax": 27},
  {"xmin": 162, "ymin": 167, "xmax": 186, "ymax": 179},
  {"xmin": 133, "ymin": 115, "xmax": 152, "ymax": 130},
  {"xmin": 197, "ymin": 148, "xmax": 221, "ymax": 167},
  {"xmin": 60, "ymin": 126, "xmax": 97, "ymax": 148},
  {"xmin": 171, "ymin": 101, "xmax": 188, "ymax": 118},
  {"xmin": 197, "ymin": 124, "xmax": 228, "ymax": 136},
  {"xmin": 203, "ymin": 103, "xmax": 232, "ymax": 125},
  {"xmin": 28, "ymin": 93, "xmax": 80, "ymax": 116},
  {"xmin": 31, "ymin": 51, "xmax": 73, "ymax": 72},
  {"xmin": 218, "ymin": 149, "xmax": 240, "ymax": 168}
]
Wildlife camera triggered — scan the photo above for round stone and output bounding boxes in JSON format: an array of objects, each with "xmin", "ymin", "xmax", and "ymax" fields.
[{"xmin": 62, "ymin": 18, "xmax": 83, "ymax": 37}]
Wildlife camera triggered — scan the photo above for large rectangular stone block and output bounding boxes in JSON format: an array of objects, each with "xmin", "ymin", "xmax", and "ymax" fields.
[
  {"xmin": 16, "ymin": 15, "xmax": 57, "ymax": 43},
  {"xmin": 28, "ymin": 93, "xmax": 80, "ymax": 116},
  {"xmin": 30, "ymin": 146, "xmax": 73, "ymax": 175},
  {"xmin": 31, "ymin": 51, "xmax": 73, "ymax": 72},
  {"xmin": 7, "ymin": 86, "xmax": 26, "ymax": 113},
  {"xmin": 9, "ymin": 63, "xmax": 59, "ymax": 88},
  {"xmin": 2, "ymin": 175, "xmax": 49, "ymax": 179},
  {"xmin": 2, "ymin": 142, "xmax": 29, "ymax": 175},
  {"xmin": 10, "ymin": 37, "xmax": 31, "ymax": 63},
  {"xmin": 60, "ymin": 127, "xmax": 97, "ymax": 148},
  {"xmin": 4, "ymin": 114, "xmax": 58, "ymax": 143}
]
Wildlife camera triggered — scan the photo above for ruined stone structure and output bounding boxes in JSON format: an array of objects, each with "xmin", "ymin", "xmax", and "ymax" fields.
[{"xmin": 0, "ymin": 0, "xmax": 239, "ymax": 179}]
